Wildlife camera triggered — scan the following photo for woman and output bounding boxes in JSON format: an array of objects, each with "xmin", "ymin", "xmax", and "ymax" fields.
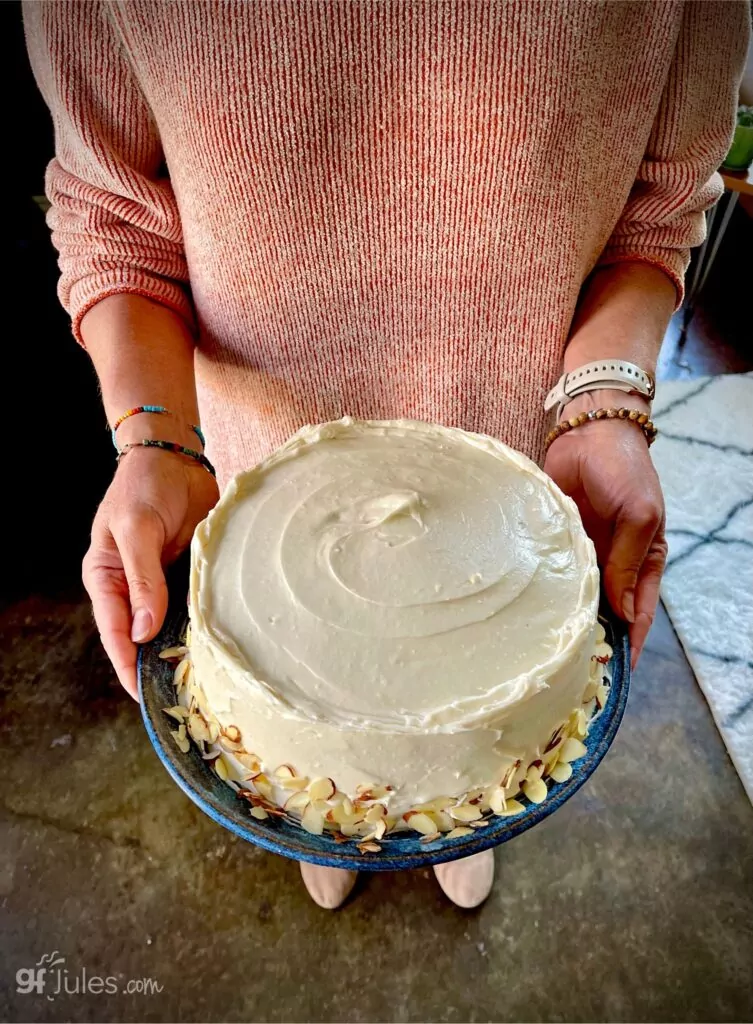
[{"xmin": 25, "ymin": 1, "xmax": 747, "ymax": 910}]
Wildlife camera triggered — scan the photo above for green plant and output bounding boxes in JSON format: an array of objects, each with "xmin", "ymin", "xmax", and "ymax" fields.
[{"xmin": 737, "ymin": 105, "xmax": 753, "ymax": 128}]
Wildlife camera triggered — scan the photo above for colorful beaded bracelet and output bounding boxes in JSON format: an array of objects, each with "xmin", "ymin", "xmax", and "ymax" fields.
[
  {"xmin": 111, "ymin": 406, "xmax": 206, "ymax": 451},
  {"xmin": 117, "ymin": 439, "xmax": 216, "ymax": 477},
  {"xmin": 545, "ymin": 407, "xmax": 657, "ymax": 451}
]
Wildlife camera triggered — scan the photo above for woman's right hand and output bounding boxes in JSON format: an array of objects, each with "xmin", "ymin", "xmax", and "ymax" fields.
[{"xmin": 82, "ymin": 448, "xmax": 219, "ymax": 699}]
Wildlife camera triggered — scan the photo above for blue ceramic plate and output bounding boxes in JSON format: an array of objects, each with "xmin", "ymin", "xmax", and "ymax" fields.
[{"xmin": 138, "ymin": 557, "xmax": 630, "ymax": 871}]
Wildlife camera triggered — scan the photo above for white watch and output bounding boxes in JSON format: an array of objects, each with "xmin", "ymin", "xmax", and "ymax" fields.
[{"xmin": 544, "ymin": 359, "xmax": 655, "ymax": 420}]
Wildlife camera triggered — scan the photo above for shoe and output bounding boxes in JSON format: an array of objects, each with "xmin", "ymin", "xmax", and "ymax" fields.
[
  {"xmin": 433, "ymin": 850, "xmax": 495, "ymax": 908},
  {"xmin": 299, "ymin": 862, "xmax": 358, "ymax": 909}
]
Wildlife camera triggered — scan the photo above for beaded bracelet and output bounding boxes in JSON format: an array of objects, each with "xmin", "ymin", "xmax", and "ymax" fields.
[
  {"xmin": 111, "ymin": 406, "xmax": 206, "ymax": 451},
  {"xmin": 117, "ymin": 439, "xmax": 216, "ymax": 477},
  {"xmin": 545, "ymin": 407, "xmax": 658, "ymax": 451}
]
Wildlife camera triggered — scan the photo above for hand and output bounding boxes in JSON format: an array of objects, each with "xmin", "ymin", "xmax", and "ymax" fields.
[
  {"xmin": 544, "ymin": 392, "xmax": 667, "ymax": 669},
  {"xmin": 82, "ymin": 448, "xmax": 219, "ymax": 699}
]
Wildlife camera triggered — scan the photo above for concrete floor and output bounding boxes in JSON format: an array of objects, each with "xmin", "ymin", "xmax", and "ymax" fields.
[{"xmin": 1, "ymin": 591, "xmax": 752, "ymax": 1023}]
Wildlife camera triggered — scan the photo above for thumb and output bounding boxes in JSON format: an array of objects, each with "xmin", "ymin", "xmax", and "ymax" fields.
[
  {"xmin": 111, "ymin": 507, "xmax": 169, "ymax": 643},
  {"xmin": 603, "ymin": 500, "xmax": 661, "ymax": 624}
]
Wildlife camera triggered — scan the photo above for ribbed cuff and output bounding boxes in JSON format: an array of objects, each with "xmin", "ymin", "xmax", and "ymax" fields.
[
  {"xmin": 594, "ymin": 247, "xmax": 687, "ymax": 312},
  {"xmin": 67, "ymin": 268, "xmax": 196, "ymax": 347}
]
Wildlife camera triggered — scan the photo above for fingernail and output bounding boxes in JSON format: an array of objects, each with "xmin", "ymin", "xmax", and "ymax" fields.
[
  {"xmin": 131, "ymin": 608, "xmax": 153, "ymax": 643},
  {"xmin": 622, "ymin": 589, "xmax": 635, "ymax": 623}
]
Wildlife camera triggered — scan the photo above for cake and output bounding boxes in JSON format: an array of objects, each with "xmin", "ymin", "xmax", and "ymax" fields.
[{"xmin": 162, "ymin": 418, "xmax": 612, "ymax": 849}]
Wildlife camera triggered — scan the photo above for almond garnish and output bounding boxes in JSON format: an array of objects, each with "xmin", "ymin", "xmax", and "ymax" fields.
[
  {"xmin": 448, "ymin": 803, "xmax": 483, "ymax": 822},
  {"xmin": 403, "ymin": 811, "xmax": 439, "ymax": 835},
  {"xmin": 301, "ymin": 803, "xmax": 325, "ymax": 835},
  {"xmin": 250, "ymin": 805, "xmax": 269, "ymax": 820},
  {"xmin": 420, "ymin": 831, "xmax": 442, "ymax": 843},
  {"xmin": 495, "ymin": 798, "xmax": 525, "ymax": 816},
  {"xmin": 522, "ymin": 778, "xmax": 548, "ymax": 804},
  {"xmin": 446, "ymin": 827, "xmax": 474, "ymax": 839},
  {"xmin": 549, "ymin": 761, "xmax": 573, "ymax": 783},
  {"xmin": 357, "ymin": 841, "xmax": 382, "ymax": 854},
  {"xmin": 171, "ymin": 724, "xmax": 190, "ymax": 754},
  {"xmin": 308, "ymin": 777, "xmax": 337, "ymax": 801},
  {"xmin": 159, "ymin": 646, "xmax": 188, "ymax": 660},
  {"xmin": 162, "ymin": 706, "xmax": 188, "ymax": 723},
  {"xmin": 364, "ymin": 804, "xmax": 387, "ymax": 824},
  {"xmin": 488, "ymin": 787, "xmax": 507, "ymax": 815},
  {"xmin": 559, "ymin": 737, "xmax": 587, "ymax": 763},
  {"xmin": 284, "ymin": 791, "xmax": 310, "ymax": 813}
]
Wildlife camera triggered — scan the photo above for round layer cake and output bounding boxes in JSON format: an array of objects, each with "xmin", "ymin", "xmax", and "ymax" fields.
[{"xmin": 172, "ymin": 418, "xmax": 610, "ymax": 841}]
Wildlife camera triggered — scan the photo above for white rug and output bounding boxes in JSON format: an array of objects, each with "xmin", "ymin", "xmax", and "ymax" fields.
[{"xmin": 651, "ymin": 372, "xmax": 753, "ymax": 804}]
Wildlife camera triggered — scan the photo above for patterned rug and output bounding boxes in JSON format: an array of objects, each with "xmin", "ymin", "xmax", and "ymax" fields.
[{"xmin": 652, "ymin": 372, "xmax": 753, "ymax": 805}]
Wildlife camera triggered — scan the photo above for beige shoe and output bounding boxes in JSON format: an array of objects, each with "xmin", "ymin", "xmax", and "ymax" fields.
[
  {"xmin": 433, "ymin": 850, "xmax": 495, "ymax": 908},
  {"xmin": 299, "ymin": 862, "xmax": 358, "ymax": 909}
]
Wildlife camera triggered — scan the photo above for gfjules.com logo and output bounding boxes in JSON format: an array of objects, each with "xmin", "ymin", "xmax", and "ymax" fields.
[{"xmin": 16, "ymin": 951, "xmax": 163, "ymax": 1001}]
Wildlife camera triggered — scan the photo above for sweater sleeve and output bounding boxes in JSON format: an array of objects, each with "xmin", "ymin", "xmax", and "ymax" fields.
[
  {"xmin": 23, "ymin": 1, "xmax": 194, "ymax": 343},
  {"xmin": 595, "ymin": 0, "xmax": 750, "ymax": 307}
]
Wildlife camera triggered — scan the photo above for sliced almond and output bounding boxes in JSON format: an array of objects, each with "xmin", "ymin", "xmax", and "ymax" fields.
[
  {"xmin": 206, "ymin": 720, "xmax": 221, "ymax": 744},
  {"xmin": 219, "ymin": 736, "xmax": 244, "ymax": 754},
  {"xmin": 214, "ymin": 755, "xmax": 230, "ymax": 781},
  {"xmin": 235, "ymin": 751, "xmax": 260, "ymax": 771},
  {"xmin": 582, "ymin": 679, "xmax": 599, "ymax": 703},
  {"xmin": 274, "ymin": 763, "xmax": 296, "ymax": 779},
  {"xmin": 469, "ymin": 819, "xmax": 491, "ymax": 828},
  {"xmin": 559, "ymin": 737, "xmax": 588, "ymax": 763},
  {"xmin": 173, "ymin": 658, "xmax": 190, "ymax": 688},
  {"xmin": 522, "ymin": 778, "xmax": 548, "ymax": 804},
  {"xmin": 448, "ymin": 803, "xmax": 483, "ymax": 822},
  {"xmin": 403, "ymin": 811, "xmax": 439, "ymax": 835},
  {"xmin": 357, "ymin": 841, "xmax": 382, "ymax": 854},
  {"xmin": 420, "ymin": 831, "xmax": 442, "ymax": 843},
  {"xmin": 171, "ymin": 724, "xmax": 190, "ymax": 754},
  {"xmin": 330, "ymin": 802, "xmax": 358, "ymax": 826},
  {"xmin": 300, "ymin": 803, "xmax": 325, "ymax": 835},
  {"xmin": 253, "ymin": 775, "xmax": 274, "ymax": 802},
  {"xmin": 433, "ymin": 810, "xmax": 454, "ymax": 832},
  {"xmin": 278, "ymin": 776, "xmax": 309, "ymax": 792},
  {"xmin": 370, "ymin": 818, "xmax": 387, "ymax": 840},
  {"xmin": 488, "ymin": 787, "xmax": 507, "ymax": 815},
  {"xmin": 364, "ymin": 804, "xmax": 387, "ymax": 824},
  {"xmin": 250, "ymin": 805, "xmax": 269, "ymax": 820},
  {"xmin": 284, "ymin": 791, "xmax": 310, "ymax": 813},
  {"xmin": 594, "ymin": 641, "xmax": 612, "ymax": 662},
  {"xmin": 446, "ymin": 827, "xmax": 474, "ymax": 839},
  {"xmin": 308, "ymin": 777, "xmax": 337, "ymax": 802},
  {"xmin": 525, "ymin": 760, "xmax": 544, "ymax": 784},
  {"xmin": 495, "ymin": 798, "xmax": 525, "ymax": 816},
  {"xmin": 159, "ymin": 646, "xmax": 188, "ymax": 660},
  {"xmin": 356, "ymin": 784, "xmax": 389, "ymax": 801},
  {"xmin": 500, "ymin": 760, "xmax": 521, "ymax": 789},
  {"xmin": 465, "ymin": 788, "xmax": 485, "ymax": 805},
  {"xmin": 162, "ymin": 705, "xmax": 188, "ymax": 723},
  {"xmin": 187, "ymin": 712, "xmax": 210, "ymax": 745},
  {"xmin": 550, "ymin": 761, "xmax": 573, "ymax": 783},
  {"xmin": 222, "ymin": 725, "xmax": 241, "ymax": 743}
]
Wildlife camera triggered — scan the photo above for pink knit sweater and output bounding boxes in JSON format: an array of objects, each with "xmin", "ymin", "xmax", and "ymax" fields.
[{"xmin": 25, "ymin": 1, "xmax": 747, "ymax": 484}]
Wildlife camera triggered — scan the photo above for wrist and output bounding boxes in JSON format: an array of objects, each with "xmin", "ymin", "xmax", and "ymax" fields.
[
  {"xmin": 113, "ymin": 410, "xmax": 203, "ymax": 452},
  {"xmin": 559, "ymin": 388, "xmax": 652, "ymax": 421}
]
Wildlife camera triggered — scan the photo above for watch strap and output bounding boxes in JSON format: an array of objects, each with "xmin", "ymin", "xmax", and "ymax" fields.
[{"xmin": 545, "ymin": 359, "xmax": 654, "ymax": 415}]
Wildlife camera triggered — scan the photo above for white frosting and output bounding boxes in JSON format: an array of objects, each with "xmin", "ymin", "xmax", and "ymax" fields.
[{"xmin": 189, "ymin": 418, "xmax": 600, "ymax": 815}]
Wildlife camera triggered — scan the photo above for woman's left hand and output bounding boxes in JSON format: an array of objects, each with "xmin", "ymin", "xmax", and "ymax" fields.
[{"xmin": 543, "ymin": 393, "xmax": 667, "ymax": 669}]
